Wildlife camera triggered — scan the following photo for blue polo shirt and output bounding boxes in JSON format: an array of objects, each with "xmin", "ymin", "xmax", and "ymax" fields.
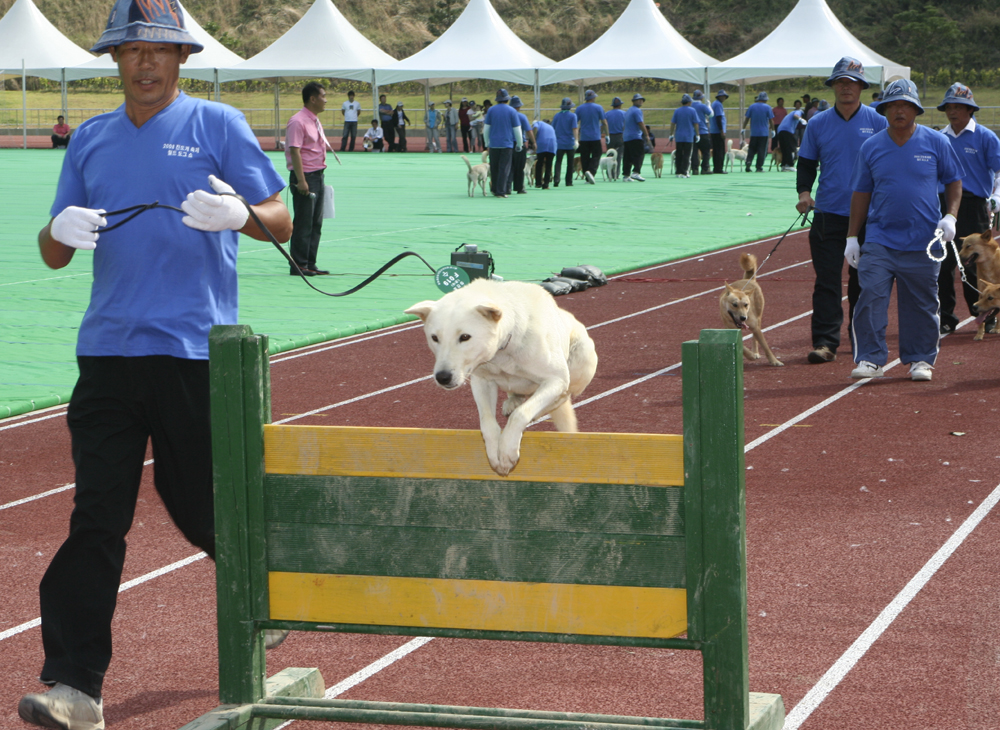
[
  {"xmin": 623, "ymin": 105, "xmax": 645, "ymax": 142},
  {"xmin": 51, "ymin": 92, "xmax": 285, "ymax": 360},
  {"xmin": 692, "ymin": 100, "xmax": 712, "ymax": 135},
  {"xmin": 671, "ymin": 105, "xmax": 700, "ymax": 144},
  {"xmin": 852, "ymin": 125, "xmax": 965, "ymax": 252},
  {"xmin": 532, "ymin": 120, "xmax": 556, "ymax": 154},
  {"xmin": 552, "ymin": 110, "xmax": 579, "ymax": 150},
  {"xmin": 605, "ymin": 108, "xmax": 625, "ymax": 135},
  {"xmin": 941, "ymin": 118, "xmax": 1000, "ymax": 199},
  {"xmin": 515, "ymin": 110, "xmax": 531, "ymax": 139},
  {"xmin": 744, "ymin": 102, "xmax": 774, "ymax": 137},
  {"xmin": 575, "ymin": 102, "xmax": 606, "ymax": 142},
  {"xmin": 798, "ymin": 104, "xmax": 888, "ymax": 216},
  {"xmin": 711, "ymin": 99, "xmax": 726, "ymax": 134},
  {"xmin": 484, "ymin": 102, "xmax": 519, "ymax": 148},
  {"xmin": 379, "ymin": 103, "xmax": 393, "ymax": 122},
  {"xmin": 777, "ymin": 109, "xmax": 804, "ymax": 134}
]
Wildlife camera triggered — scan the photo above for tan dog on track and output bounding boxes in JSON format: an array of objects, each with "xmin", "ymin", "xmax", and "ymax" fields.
[
  {"xmin": 719, "ymin": 253, "xmax": 783, "ymax": 366},
  {"xmin": 650, "ymin": 152, "xmax": 664, "ymax": 178},
  {"xmin": 959, "ymin": 229, "xmax": 1000, "ymax": 339},
  {"xmin": 405, "ymin": 279, "xmax": 598, "ymax": 476},
  {"xmin": 462, "ymin": 155, "xmax": 489, "ymax": 197}
]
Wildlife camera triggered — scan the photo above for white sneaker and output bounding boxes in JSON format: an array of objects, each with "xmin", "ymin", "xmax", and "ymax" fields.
[
  {"xmin": 909, "ymin": 361, "xmax": 933, "ymax": 381},
  {"xmin": 622, "ymin": 176, "xmax": 633, "ymax": 182},
  {"xmin": 676, "ymin": 173, "xmax": 687, "ymax": 178},
  {"xmin": 630, "ymin": 173, "xmax": 646, "ymax": 182},
  {"xmin": 780, "ymin": 165, "xmax": 796, "ymax": 172},
  {"xmin": 584, "ymin": 171, "xmax": 595, "ymax": 184},
  {"xmin": 19, "ymin": 683, "xmax": 105, "ymax": 730},
  {"xmin": 851, "ymin": 361, "xmax": 885, "ymax": 379}
]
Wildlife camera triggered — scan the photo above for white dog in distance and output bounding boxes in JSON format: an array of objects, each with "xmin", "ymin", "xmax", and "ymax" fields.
[{"xmin": 405, "ymin": 279, "xmax": 598, "ymax": 476}]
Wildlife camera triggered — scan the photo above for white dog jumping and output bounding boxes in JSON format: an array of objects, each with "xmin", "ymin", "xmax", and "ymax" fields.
[{"xmin": 405, "ymin": 279, "xmax": 598, "ymax": 476}]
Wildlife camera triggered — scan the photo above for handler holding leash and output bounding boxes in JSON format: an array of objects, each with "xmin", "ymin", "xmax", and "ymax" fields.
[
  {"xmin": 796, "ymin": 57, "xmax": 887, "ymax": 364},
  {"xmin": 18, "ymin": 2, "xmax": 291, "ymax": 729},
  {"xmin": 935, "ymin": 82, "xmax": 1000, "ymax": 335}
]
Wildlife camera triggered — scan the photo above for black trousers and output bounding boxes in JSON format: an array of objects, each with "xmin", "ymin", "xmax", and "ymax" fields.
[
  {"xmin": 711, "ymin": 132, "xmax": 726, "ymax": 173},
  {"xmin": 40, "ymin": 356, "xmax": 215, "ymax": 698},
  {"xmin": 809, "ymin": 210, "xmax": 863, "ymax": 352},
  {"xmin": 52, "ymin": 134, "xmax": 70, "ymax": 148},
  {"xmin": 777, "ymin": 130, "xmax": 797, "ymax": 168},
  {"xmin": 289, "ymin": 169, "xmax": 325, "ymax": 271},
  {"xmin": 675, "ymin": 141, "xmax": 693, "ymax": 176},
  {"xmin": 383, "ymin": 120, "xmax": 396, "ymax": 151},
  {"xmin": 534, "ymin": 151, "xmax": 554, "ymax": 188},
  {"xmin": 938, "ymin": 192, "xmax": 990, "ymax": 328},
  {"xmin": 578, "ymin": 140, "xmax": 602, "ymax": 177},
  {"xmin": 622, "ymin": 138, "xmax": 645, "ymax": 177},
  {"xmin": 461, "ymin": 125, "xmax": 471, "ymax": 152},
  {"xmin": 691, "ymin": 135, "xmax": 711, "ymax": 174},
  {"xmin": 554, "ymin": 148, "xmax": 576, "ymax": 186},
  {"xmin": 490, "ymin": 146, "xmax": 513, "ymax": 196},
  {"xmin": 512, "ymin": 147, "xmax": 528, "ymax": 193},
  {"xmin": 747, "ymin": 135, "xmax": 768, "ymax": 171}
]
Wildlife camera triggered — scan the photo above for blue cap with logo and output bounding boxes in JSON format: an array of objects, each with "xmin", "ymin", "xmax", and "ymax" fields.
[
  {"xmin": 877, "ymin": 79, "xmax": 924, "ymax": 115},
  {"xmin": 510, "ymin": 95, "xmax": 522, "ymax": 109},
  {"xmin": 937, "ymin": 82, "xmax": 979, "ymax": 112},
  {"xmin": 611, "ymin": 96, "xmax": 622, "ymax": 107},
  {"xmin": 560, "ymin": 97, "xmax": 573, "ymax": 110},
  {"xmin": 824, "ymin": 56, "xmax": 870, "ymax": 89},
  {"xmin": 755, "ymin": 91, "xmax": 768, "ymax": 102},
  {"xmin": 91, "ymin": 0, "xmax": 203, "ymax": 54},
  {"xmin": 496, "ymin": 88, "xmax": 511, "ymax": 102}
]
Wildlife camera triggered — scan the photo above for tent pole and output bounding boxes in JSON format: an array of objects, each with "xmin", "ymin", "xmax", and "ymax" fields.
[
  {"xmin": 22, "ymin": 60, "xmax": 27, "ymax": 150},
  {"xmin": 534, "ymin": 70, "xmax": 540, "ymax": 121},
  {"xmin": 372, "ymin": 70, "xmax": 379, "ymax": 128},
  {"xmin": 214, "ymin": 70, "xmax": 220, "ymax": 103},
  {"xmin": 578, "ymin": 79, "xmax": 584, "ymax": 106},
  {"xmin": 61, "ymin": 68, "xmax": 67, "ymax": 120},
  {"xmin": 739, "ymin": 81, "xmax": 745, "ymax": 133},
  {"xmin": 274, "ymin": 81, "xmax": 280, "ymax": 150},
  {"xmin": 703, "ymin": 67, "xmax": 708, "ymax": 98}
]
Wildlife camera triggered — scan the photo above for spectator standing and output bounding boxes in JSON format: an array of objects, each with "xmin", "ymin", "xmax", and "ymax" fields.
[
  {"xmin": 690, "ymin": 89, "xmax": 714, "ymax": 175},
  {"xmin": 510, "ymin": 96, "xmax": 534, "ymax": 194},
  {"xmin": 742, "ymin": 91, "xmax": 774, "ymax": 172},
  {"xmin": 393, "ymin": 103, "xmax": 410, "ymax": 151},
  {"xmin": 605, "ymin": 96, "xmax": 625, "ymax": 179},
  {"xmin": 52, "ymin": 115, "xmax": 71, "ymax": 148},
  {"xmin": 468, "ymin": 102, "xmax": 483, "ymax": 151},
  {"xmin": 622, "ymin": 93, "xmax": 652, "ymax": 182},
  {"xmin": 287, "ymin": 81, "xmax": 333, "ymax": 276},
  {"xmin": 444, "ymin": 99, "xmax": 459, "ymax": 152},
  {"xmin": 341, "ymin": 90, "xmax": 361, "ymax": 151},
  {"xmin": 532, "ymin": 118, "xmax": 557, "ymax": 189},
  {"xmin": 378, "ymin": 94, "xmax": 395, "ymax": 151},
  {"xmin": 670, "ymin": 94, "xmax": 700, "ymax": 178},
  {"xmin": 771, "ymin": 97, "xmax": 787, "ymax": 153},
  {"xmin": 793, "ymin": 99, "xmax": 806, "ymax": 145},
  {"xmin": 483, "ymin": 88, "xmax": 523, "ymax": 198},
  {"xmin": 480, "ymin": 100, "xmax": 492, "ymax": 149},
  {"xmin": 870, "ymin": 91, "xmax": 882, "ymax": 108},
  {"xmin": 936, "ymin": 82, "xmax": 1000, "ymax": 334},
  {"xmin": 575, "ymin": 89, "xmax": 608, "ymax": 184},
  {"xmin": 796, "ymin": 57, "xmax": 888, "ymax": 364},
  {"xmin": 459, "ymin": 98, "xmax": 472, "ymax": 152},
  {"xmin": 710, "ymin": 89, "xmax": 728, "ymax": 174},
  {"xmin": 847, "ymin": 78, "xmax": 963, "ymax": 382},
  {"xmin": 424, "ymin": 102, "xmax": 441, "ymax": 152},
  {"xmin": 805, "ymin": 99, "xmax": 821, "ymax": 121},
  {"xmin": 363, "ymin": 119, "xmax": 384, "ymax": 152},
  {"xmin": 552, "ymin": 97, "xmax": 579, "ymax": 188}
]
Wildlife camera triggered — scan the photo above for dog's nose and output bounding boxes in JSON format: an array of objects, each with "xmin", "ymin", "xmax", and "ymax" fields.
[
  {"xmin": 435, "ymin": 370, "xmax": 453, "ymax": 386},
  {"xmin": 739, "ymin": 315, "xmax": 747, "ymax": 321}
]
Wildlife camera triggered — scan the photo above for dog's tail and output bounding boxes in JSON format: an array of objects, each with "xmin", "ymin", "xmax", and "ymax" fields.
[
  {"xmin": 726, "ymin": 138, "xmax": 733, "ymax": 152},
  {"xmin": 482, "ymin": 150, "xmax": 489, "ymax": 164},
  {"xmin": 461, "ymin": 155, "xmax": 473, "ymax": 172},
  {"xmin": 740, "ymin": 253, "xmax": 758, "ymax": 280}
]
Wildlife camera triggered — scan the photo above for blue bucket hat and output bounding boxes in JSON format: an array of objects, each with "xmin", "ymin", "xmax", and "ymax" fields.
[
  {"xmin": 632, "ymin": 93, "xmax": 645, "ymax": 102},
  {"xmin": 755, "ymin": 91, "xmax": 768, "ymax": 102},
  {"xmin": 817, "ymin": 99, "xmax": 830, "ymax": 111},
  {"xmin": 611, "ymin": 96, "xmax": 622, "ymax": 107},
  {"xmin": 560, "ymin": 97, "xmax": 573, "ymax": 110},
  {"xmin": 824, "ymin": 56, "xmax": 870, "ymax": 89},
  {"xmin": 584, "ymin": 89, "xmax": 597, "ymax": 101},
  {"xmin": 496, "ymin": 88, "xmax": 510, "ymax": 102},
  {"xmin": 715, "ymin": 89, "xmax": 729, "ymax": 99},
  {"xmin": 877, "ymin": 79, "xmax": 923, "ymax": 115},
  {"xmin": 91, "ymin": 0, "xmax": 203, "ymax": 54},
  {"xmin": 510, "ymin": 95, "xmax": 522, "ymax": 109},
  {"xmin": 692, "ymin": 89, "xmax": 704, "ymax": 100},
  {"xmin": 937, "ymin": 82, "xmax": 979, "ymax": 112},
  {"xmin": 681, "ymin": 93, "xmax": 692, "ymax": 104}
]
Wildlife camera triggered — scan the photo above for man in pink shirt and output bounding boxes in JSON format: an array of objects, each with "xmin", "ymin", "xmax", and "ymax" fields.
[
  {"xmin": 285, "ymin": 81, "xmax": 330, "ymax": 275},
  {"xmin": 51, "ymin": 115, "xmax": 71, "ymax": 148}
]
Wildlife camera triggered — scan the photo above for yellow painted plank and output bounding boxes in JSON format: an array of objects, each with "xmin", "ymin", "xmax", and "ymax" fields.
[
  {"xmin": 263, "ymin": 426, "xmax": 683, "ymax": 486},
  {"xmin": 269, "ymin": 572, "xmax": 688, "ymax": 639}
]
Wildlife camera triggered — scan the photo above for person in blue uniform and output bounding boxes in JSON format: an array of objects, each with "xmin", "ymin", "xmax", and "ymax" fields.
[
  {"xmin": 510, "ymin": 96, "xmax": 534, "ymax": 194},
  {"xmin": 532, "ymin": 118, "xmax": 557, "ymax": 189},
  {"xmin": 935, "ymin": 82, "xmax": 1000, "ymax": 334},
  {"xmin": 775, "ymin": 108, "xmax": 805, "ymax": 171},
  {"xmin": 742, "ymin": 91, "xmax": 774, "ymax": 172},
  {"xmin": 796, "ymin": 57, "xmax": 888, "ymax": 364},
  {"xmin": 17, "ymin": 3, "xmax": 292, "ymax": 729},
  {"xmin": 483, "ymin": 88, "xmax": 523, "ymax": 198},
  {"xmin": 670, "ymin": 94, "xmax": 700, "ymax": 178},
  {"xmin": 575, "ymin": 90, "xmax": 608, "ymax": 184},
  {"xmin": 710, "ymin": 89, "xmax": 728, "ymax": 174},
  {"xmin": 605, "ymin": 96, "xmax": 626, "ymax": 180},
  {"xmin": 622, "ymin": 93, "xmax": 652, "ymax": 182},
  {"xmin": 690, "ymin": 89, "xmax": 714, "ymax": 175},
  {"xmin": 552, "ymin": 98, "xmax": 579, "ymax": 188},
  {"xmin": 847, "ymin": 78, "xmax": 964, "ymax": 382}
]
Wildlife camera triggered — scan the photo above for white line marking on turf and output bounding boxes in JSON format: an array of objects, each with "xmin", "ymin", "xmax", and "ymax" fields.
[{"xmin": 783, "ymin": 480, "xmax": 1000, "ymax": 730}]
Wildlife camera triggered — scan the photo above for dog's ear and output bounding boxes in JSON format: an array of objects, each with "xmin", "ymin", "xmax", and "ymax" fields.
[
  {"xmin": 980, "ymin": 277, "xmax": 995, "ymax": 287},
  {"xmin": 404, "ymin": 302, "xmax": 435, "ymax": 321},
  {"xmin": 476, "ymin": 304, "xmax": 503, "ymax": 322},
  {"xmin": 984, "ymin": 230, "xmax": 994, "ymax": 242}
]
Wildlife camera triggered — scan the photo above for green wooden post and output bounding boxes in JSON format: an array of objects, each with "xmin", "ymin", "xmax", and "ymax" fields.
[
  {"xmin": 209, "ymin": 324, "xmax": 270, "ymax": 705},
  {"xmin": 683, "ymin": 330, "xmax": 749, "ymax": 730}
]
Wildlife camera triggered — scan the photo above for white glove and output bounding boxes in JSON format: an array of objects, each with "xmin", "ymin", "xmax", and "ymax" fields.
[
  {"xmin": 769, "ymin": 129, "xmax": 775, "ymax": 138},
  {"xmin": 605, "ymin": 136, "xmax": 611, "ymax": 145},
  {"xmin": 51, "ymin": 206, "xmax": 107, "ymax": 251},
  {"xmin": 515, "ymin": 144, "xmax": 523, "ymax": 152},
  {"xmin": 573, "ymin": 139, "xmax": 579, "ymax": 151},
  {"xmin": 938, "ymin": 213, "xmax": 957, "ymax": 242},
  {"xmin": 668, "ymin": 135, "xmax": 674, "ymax": 142},
  {"xmin": 989, "ymin": 194, "xmax": 1000, "ymax": 213},
  {"xmin": 181, "ymin": 175, "xmax": 249, "ymax": 232},
  {"xmin": 844, "ymin": 236, "xmax": 860, "ymax": 268},
  {"xmin": 695, "ymin": 135, "xmax": 700, "ymax": 144}
]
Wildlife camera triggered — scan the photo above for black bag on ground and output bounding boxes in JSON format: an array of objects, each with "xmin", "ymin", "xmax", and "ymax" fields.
[
  {"xmin": 544, "ymin": 275, "xmax": 590, "ymax": 292},
  {"xmin": 560, "ymin": 265, "xmax": 607, "ymax": 287},
  {"xmin": 538, "ymin": 279, "xmax": 574, "ymax": 296}
]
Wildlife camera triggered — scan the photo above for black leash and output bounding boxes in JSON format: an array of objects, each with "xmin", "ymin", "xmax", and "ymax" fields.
[
  {"xmin": 98, "ymin": 194, "xmax": 437, "ymax": 297},
  {"xmin": 754, "ymin": 207, "xmax": 813, "ymax": 276}
]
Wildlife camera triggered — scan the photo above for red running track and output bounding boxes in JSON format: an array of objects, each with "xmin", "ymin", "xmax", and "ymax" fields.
[{"xmin": 2, "ymin": 229, "xmax": 999, "ymax": 729}]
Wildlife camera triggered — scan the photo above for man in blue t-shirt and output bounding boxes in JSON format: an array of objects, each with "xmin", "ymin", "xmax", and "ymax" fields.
[
  {"xmin": 575, "ymin": 89, "xmax": 608, "ymax": 184},
  {"xmin": 510, "ymin": 96, "xmax": 535, "ymax": 194},
  {"xmin": 847, "ymin": 79, "xmax": 964, "ymax": 382},
  {"xmin": 690, "ymin": 89, "xmax": 714, "ymax": 175},
  {"xmin": 622, "ymin": 93, "xmax": 652, "ymax": 182},
  {"xmin": 552, "ymin": 98, "xmax": 579, "ymax": 187},
  {"xmin": 796, "ymin": 57, "xmax": 888, "ymax": 364},
  {"xmin": 483, "ymin": 88, "xmax": 524, "ymax": 198},
  {"xmin": 710, "ymin": 89, "xmax": 729, "ymax": 174},
  {"xmin": 532, "ymin": 118, "xmax": 557, "ymax": 189},
  {"xmin": 935, "ymin": 82, "xmax": 1000, "ymax": 334},
  {"xmin": 18, "ymin": 4, "xmax": 292, "ymax": 728},
  {"xmin": 669, "ymin": 94, "xmax": 700, "ymax": 178},
  {"xmin": 742, "ymin": 91, "xmax": 774, "ymax": 172},
  {"xmin": 775, "ymin": 108, "xmax": 805, "ymax": 171},
  {"xmin": 605, "ymin": 97, "xmax": 626, "ymax": 179}
]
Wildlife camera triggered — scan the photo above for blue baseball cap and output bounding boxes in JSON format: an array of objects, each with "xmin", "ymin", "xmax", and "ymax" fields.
[
  {"xmin": 585, "ymin": 89, "xmax": 597, "ymax": 101},
  {"xmin": 681, "ymin": 93, "xmax": 692, "ymax": 104},
  {"xmin": 937, "ymin": 82, "xmax": 979, "ymax": 112},
  {"xmin": 825, "ymin": 56, "xmax": 870, "ymax": 89},
  {"xmin": 91, "ymin": 0, "xmax": 203, "ymax": 54},
  {"xmin": 692, "ymin": 89, "xmax": 704, "ymax": 100},
  {"xmin": 510, "ymin": 95, "xmax": 522, "ymax": 109},
  {"xmin": 495, "ymin": 88, "xmax": 510, "ymax": 102},
  {"xmin": 755, "ymin": 91, "xmax": 768, "ymax": 102},
  {"xmin": 560, "ymin": 97, "xmax": 573, "ymax": 110},
  {"xmin": 611, "ymin": 96, "xmax": 622, "ymax": 107},
  {"xmin": 877, "ymin": 79, "xmax": 924, "ymax": 115}
]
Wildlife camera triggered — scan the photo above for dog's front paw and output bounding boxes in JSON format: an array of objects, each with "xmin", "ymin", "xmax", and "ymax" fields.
[
  {"xmin": 501, "ymin": 394, "xmax": 525, "ymax": 417},
  {"xmin": 770, "ymin": 359, "xmax": 784, "ymax": 367},
  {"xmin": 494, "ymin": 433, "xmax": 522, "ymax": 476}
]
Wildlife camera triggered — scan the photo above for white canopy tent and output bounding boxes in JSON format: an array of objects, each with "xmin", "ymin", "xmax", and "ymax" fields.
[
  {"xmin": 0, "ymin": 0, "xmax": 94, "ymax": 147},
  {"xmin": 538, "ymin": 0, "xmax": 717, "ymax": 92},
  {"xmin": 706, "ymin": 0, "xmax": 909, "ymax": 87},
  {"xmin": 376, "ymin": 0, "xmax": 553, "ymax": 118}
]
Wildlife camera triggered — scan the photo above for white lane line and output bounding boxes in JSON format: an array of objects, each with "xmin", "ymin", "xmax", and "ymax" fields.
[
  {"xmin": 783, "ymin": 480, "xmax": 1000, "ymax": 730},
  {"xmin": 270, "ymin": 323, "xmax": 423, "ymax": 364},
  {"xmin": 271, "ymin": 376, "xmax": 433, "ymax": 425},
  {"xmin": 0, "ymin": 551, "xmax": 207, "ymax": 643}
]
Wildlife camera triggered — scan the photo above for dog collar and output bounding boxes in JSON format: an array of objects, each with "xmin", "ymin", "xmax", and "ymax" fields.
[{"xmin": 497, "ymin": 333, "xmax": 513, "ymax": 351}]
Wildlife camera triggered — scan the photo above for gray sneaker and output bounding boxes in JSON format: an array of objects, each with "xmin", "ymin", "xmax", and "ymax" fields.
[
  {"xmin": 19, "ymin": 683, "xmax": 104, "ymax": 730},
  {"xmin": 909, "ymin": 361, "xmax": 933, "ymax": 381},
  {"xmin": 850, "ymin": 361, "xmax": 885, "ymax": 379},
  {"xmin": 584, "ymin": 171, "xmax": 595, "ymax": 184},
  {"xmin": 808, "ymin": 345, "xmax": 836, "ymax": 363},
  {"xmin": 630, "ymin": 173, "xmax": 646, "ymax": 182}
]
